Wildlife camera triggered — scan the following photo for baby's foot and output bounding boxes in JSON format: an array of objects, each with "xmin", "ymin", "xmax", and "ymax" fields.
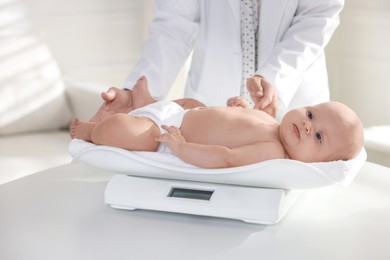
[
  {"xmin": 90, "ymin": 87, "xmax": 134, "ymax": 122},
  {"xmin": 70, "ymin": 118, "xmax": 97, "ymax": 142},
  {"xmin": 131, "ymin": 76, "xmax": 156, "ymax": 109}
]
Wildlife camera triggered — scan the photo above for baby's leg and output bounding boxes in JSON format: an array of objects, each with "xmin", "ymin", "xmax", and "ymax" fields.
[
  {"xmin": 90, "ymin": 88, "xmax": 133, "ymax": 122},
  {"xmin": 90, "ymin": 113, "xmax": 161, "ymax": 151},
  {"xmin": 115, "ymin": 76, "xmax": 206, "ymax": 110},
  {"xmin": 89, "ymin": 76, "xmax": 154, "ymax": 123},
  {"xmin": 89, "ymin": 76, "xmax": 206, "ymax": 123},
  {"xmin": 131, "ymin": 76, "xmax": 157, "ymax": 109},
  {"xmin": 173, "ymin": 98, "xmax": 206, "ymax": 109}
]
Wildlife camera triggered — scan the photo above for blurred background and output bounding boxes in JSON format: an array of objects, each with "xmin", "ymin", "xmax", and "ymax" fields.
[
  {"xmin": 11, "ymin": 0, "xmax": 389, "ymax": 121},
  {"xmin": 11, "ymin": 0, "xmax": 187, "ymax": 99},
  {"xmin": 0, "ymin": 0, "xmax": 389, "ymax": 184}
]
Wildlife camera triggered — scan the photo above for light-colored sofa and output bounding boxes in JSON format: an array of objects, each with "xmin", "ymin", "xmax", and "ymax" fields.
[
  {"xmin": 0, "ymin": 81, "xmax": 105, "ymax": 185},
  {"xmin": 0, "ymin": 27, "xmax": 106, "ymax": 185}
]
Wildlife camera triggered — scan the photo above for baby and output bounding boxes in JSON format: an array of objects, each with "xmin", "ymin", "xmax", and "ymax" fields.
[{"xmin": 70, "ymin": 77, "xmax": 364, "ymax": 168}]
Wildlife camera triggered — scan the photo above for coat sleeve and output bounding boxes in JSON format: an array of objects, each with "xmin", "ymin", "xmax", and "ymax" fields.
[
  {"xmin": 257, "ymin": 0, "xmax": 344, "ymax": 109},
  {"xmin": 123, "ymin": 0, "xmax": 200, "ymax": 99}
]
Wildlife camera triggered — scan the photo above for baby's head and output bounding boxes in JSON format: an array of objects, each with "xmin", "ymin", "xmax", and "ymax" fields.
[{"xmin": 279, "ymin": 101, "xmax": 364, "ymax": 163}]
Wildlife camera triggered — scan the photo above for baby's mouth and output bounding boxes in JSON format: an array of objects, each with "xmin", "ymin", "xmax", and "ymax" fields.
[{"xmin": 293, "ymin": 124, "xmax": 300, "ymax": 138}]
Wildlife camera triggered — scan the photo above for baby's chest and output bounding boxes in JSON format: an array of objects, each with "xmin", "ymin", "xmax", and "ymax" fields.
[
  {"xmin": 211, "ymin": 123, "xmax": 278, "ymax": 147},
  {"xmin": 239, "ymin": 124, "xmax": 278, "ymax": 142}
]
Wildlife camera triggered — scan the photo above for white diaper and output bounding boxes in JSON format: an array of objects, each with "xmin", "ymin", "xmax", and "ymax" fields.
[{"xmin": 129, "ymin": 101, "xmax": 186, "ymax": 153}]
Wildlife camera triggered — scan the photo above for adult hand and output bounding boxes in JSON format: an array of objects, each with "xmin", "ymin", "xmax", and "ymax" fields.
[
  {"xmin": 90, "ymin": 87, "xmax": 133, "ymax": 122},
  {"xmin": 246, "ymin": 76, "xmax": 278, "ymax": 118}
]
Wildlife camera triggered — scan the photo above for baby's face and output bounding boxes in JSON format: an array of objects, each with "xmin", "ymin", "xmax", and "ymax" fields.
[{"xmin": 279, "ymin": 102, "xmax": 351, "ymax": 162}]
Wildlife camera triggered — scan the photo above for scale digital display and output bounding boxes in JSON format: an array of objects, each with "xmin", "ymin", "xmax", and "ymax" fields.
[{"xmin": 168, "ymin": 187, "xmax": 214, "ymax": 201}]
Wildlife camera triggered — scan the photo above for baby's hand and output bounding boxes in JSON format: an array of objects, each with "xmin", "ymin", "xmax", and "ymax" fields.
[
  {"xmin": 227, "ymin": 96, "xmax": 248, "ymax": 108},
  {"xmin": 156, "ymin": 125, "xmax": 187, "ymax": 153}
]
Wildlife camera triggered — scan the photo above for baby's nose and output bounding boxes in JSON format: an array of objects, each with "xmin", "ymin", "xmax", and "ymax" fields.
[{"xmin": 302, "ymin": 120, "xmax": 311, "ymax": 134}]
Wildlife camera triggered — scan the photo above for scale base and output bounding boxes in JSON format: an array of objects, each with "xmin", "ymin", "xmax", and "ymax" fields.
[{"xmin": 105, "ymin": 175, "xmax": 302, "ymax": 224}]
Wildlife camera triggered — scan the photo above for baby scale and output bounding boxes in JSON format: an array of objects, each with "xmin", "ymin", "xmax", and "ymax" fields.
[
  {"xmin": 105, "ymin": 174, "xmax": 302, "ymax": 224},
  {"xmin": 69, "ymin": 139, "xmax": 366, "ymax": 224}
]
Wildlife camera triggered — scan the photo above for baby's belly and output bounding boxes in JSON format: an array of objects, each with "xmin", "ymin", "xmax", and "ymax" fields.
[{"xmin": 180, "ymin": 107, "xmax": 270, "ymax": 147}]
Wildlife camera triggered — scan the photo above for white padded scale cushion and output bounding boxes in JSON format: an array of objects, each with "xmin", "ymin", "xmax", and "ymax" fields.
[{"xmin": 69, "ymin": 139, "xmax": 367, "ymax": 190}]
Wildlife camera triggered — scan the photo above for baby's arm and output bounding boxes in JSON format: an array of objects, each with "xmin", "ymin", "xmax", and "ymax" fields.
[{"xmin": 157, "ymin": 125, "xmax": 285, "ymax": 168}]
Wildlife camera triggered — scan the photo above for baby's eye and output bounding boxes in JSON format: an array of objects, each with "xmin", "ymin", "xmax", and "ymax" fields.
[
  {"xmin": 315, "ymin": 131, "xmax": 322, "ymax": 143},
  {"xmin": 307, "ymin": 110, "xmax": 313, "ymax": 120}
]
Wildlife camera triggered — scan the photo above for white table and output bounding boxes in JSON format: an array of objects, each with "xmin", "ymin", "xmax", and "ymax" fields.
[{"xmin": 1, "ymin": 162, "xmax": 389, "ymax": 260}]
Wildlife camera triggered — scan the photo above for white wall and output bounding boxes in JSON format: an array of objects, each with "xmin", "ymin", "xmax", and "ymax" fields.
[
  {"xmin": 326, "ymin": 0, "xmax": 390, "ymax": 127},
  {"xmin": 20, "ymin": 0, "xmax": 152, "ymax": 88}
]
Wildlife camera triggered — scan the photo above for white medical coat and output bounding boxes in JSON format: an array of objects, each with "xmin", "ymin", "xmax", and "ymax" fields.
[{"xmin": 124, "ymin": 0, "xmax": 344, "ymax": 119}]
